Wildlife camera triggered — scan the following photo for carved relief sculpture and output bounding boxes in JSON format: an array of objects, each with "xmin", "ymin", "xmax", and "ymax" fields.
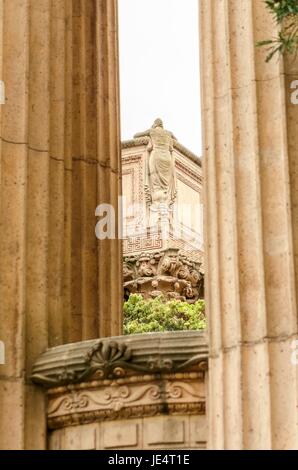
[{"xmin": 123, "ymin": 248, "xmax": 204, "ymax": 303}]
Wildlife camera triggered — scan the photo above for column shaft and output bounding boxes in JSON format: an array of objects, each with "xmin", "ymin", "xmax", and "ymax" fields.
[
  {"xmin": 200, "ymin": 0, "xmax": 298, "ymax": 450},
  {"xmin": 0, "ymin": 0, "xmax": 122, "ymax": 449}
]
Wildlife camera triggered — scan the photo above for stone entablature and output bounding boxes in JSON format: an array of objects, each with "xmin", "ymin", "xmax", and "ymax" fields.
[{"xmin": 31, "ymin": 332, "xmax": 208, "ymax": 450}]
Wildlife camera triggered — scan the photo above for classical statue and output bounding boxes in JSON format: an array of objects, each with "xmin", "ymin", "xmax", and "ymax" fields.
[{"xmin": 134, "ymin": 119, "xmax": 177, "ymax": 210}]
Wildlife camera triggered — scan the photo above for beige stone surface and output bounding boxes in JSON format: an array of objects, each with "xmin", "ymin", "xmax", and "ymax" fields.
[
  {"xmin": 31, "ymin": 331, "xmax": 208, "ymax": 387},
  {"xmin": 49, "ymin": 415, "xmax": 207, "ymax": 451},
  {"xmin": 0, "ymin": 0, "xmax": 122, "ymax": 449},
  {"xmin": 200, "ymin": 0, "xmax": 298, "ymax": 450},
  {"xmin": 0, "ymin": 380, "xmax": 24, "ymax": 450},
  {"xmin": 2, "ymin": 0, "xmax": 298, "ymax": 452},
  {"xmin": 34, "ymin": 331, "xmax": 208, "ymax": 450}
]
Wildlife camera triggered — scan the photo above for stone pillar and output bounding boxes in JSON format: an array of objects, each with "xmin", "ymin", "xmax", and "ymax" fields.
[
  {"xmin": 200, "ymin": 0, "xmax": 298, "ymax": 450},
  {"xmin": 0, "ymin": 0, "xmax": 121, "ymax": 450}
]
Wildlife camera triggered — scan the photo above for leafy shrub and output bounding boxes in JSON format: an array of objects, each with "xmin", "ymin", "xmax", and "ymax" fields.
[
  {"xmin": 266, "ymin": 0, "xmax": 298, "ymax": 21},
  {"xmin": 123, "ymin": 294, "xmax": 206, "ymax": 335},
  {"xmin": 257, "ymin": 1, "xmax": 298, "ymax": 61}
]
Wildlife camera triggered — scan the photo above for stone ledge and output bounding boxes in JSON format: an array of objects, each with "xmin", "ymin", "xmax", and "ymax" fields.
[
  {"xmin": 31, "ymin": 331, "xmax": 208, "ymax": 388},
  {"xmin": 121, "ymin": 138, "xmax": 202, "ymax": 167}
]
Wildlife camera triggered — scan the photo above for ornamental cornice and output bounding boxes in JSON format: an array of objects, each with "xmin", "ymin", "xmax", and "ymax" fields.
[
  {"xmin": 121, "ymin": 138, "xmax": 202, "ymax": 167},
  {"xmin": 31, "ymin": 331, "xmax": 208, "ymax": 388}
]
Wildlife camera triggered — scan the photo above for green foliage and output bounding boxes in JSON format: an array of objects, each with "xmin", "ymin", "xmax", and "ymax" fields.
[
  {"xmin": 123, "ymin": 294, "xmax": 206, "ymax": 335},
  {"xmin": 265, "ymin": 0, "xmax": 298, "ymax": 21},
  {"xmin": 257, "ymin": 0, "xmax": 298, "ymax": 61}
]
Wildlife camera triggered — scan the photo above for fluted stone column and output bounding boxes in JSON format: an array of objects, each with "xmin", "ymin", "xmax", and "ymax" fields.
[
  {"xmin": 0, "ymin": 0, "xmax": 122, "ymax": 450},
  {"xmin": 200, "ymin": 0, "xmax": 298, "ymax": 450}
]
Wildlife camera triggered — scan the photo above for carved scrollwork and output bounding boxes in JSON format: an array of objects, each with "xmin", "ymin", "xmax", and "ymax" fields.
[
  {"xmin": 123, "ymin": 261, "xmax": 136, "ymax": 282},
  {"xmin": 47, "ymin": 374, "xmax": 206, "ymax": 429},
  {"xmin": 136, "ymin": 256, "xmax": 157, "ymax": 278},
  {"xmin": 123, "ymin": 248, "xmax": 204, "ymax": 303},
  {"xmin": 48, "ymin": 392, "xmax": 89, "ymax": 414}
]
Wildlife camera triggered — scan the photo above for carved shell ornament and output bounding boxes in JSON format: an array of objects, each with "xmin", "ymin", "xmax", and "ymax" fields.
[
  {"xmin": 85, "ymin": 341, "xmax": 207, "ymax": 380},
  {"xmin": 85, "ymin": 341, "xmax": 132, "ymax": 379},
  {"xmin": 31, "ymin": 333, "xmax": 208, "ymax": 387}
]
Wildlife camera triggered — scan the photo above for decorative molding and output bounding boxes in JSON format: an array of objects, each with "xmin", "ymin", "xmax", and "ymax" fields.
[
  {"xmin": 123, "ymin": 231, "xmax": 203, "ymax": 264},
  {"xmin": 31, "ymin": 331, "xmax": 208, "ymax": 388},
  {"xmin": 122, "ymin": 153, "xmax": 144, "ymax": 163},
  {"xmin": 48, "ymin": 402, "xmax": 205, "ymax": 430},
  {"xmin": 46, "ymin": 371, "xmax": 206, "ymax": 429},
  {"xmin": 175, "ymin": 159, "xmax": 203, "ymax": 185},
  {"xmin": 34, "ymin": 333, "xmax": 208, "ymax": 431},
  {"xmin": 122, "ymin": 154, "xmax": 146, "ymax": 229},
  {"xmin": 177, "ymin": 172, "xmax": 201, "ymax": 194},
  {"xmin": 122, "ymin": 155, "xmax": 145, "ymax": 209},
  {"xmin": 121, "ymin": 138, "xmax": 202, "ymax": 167},
  {"xmin": 123, "ymin": 233, "xmax": 163, "ymax": 254},
  {"xmin": 122, "ymin": 137, "xmax": 150, "ymax": 149},
  {"xmin": 173, "ymin": 141, "xmax": 202, "ymax": 167}
]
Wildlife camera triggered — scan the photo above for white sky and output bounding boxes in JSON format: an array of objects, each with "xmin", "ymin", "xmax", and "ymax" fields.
[{"xmin": 118, "ymin": 0, "xmax": 202, "ymax": 156}]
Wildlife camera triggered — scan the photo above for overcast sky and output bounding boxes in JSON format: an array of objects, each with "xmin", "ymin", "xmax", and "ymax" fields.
[{"xmin": 118, "ymin": 0, "xmax": 202, "ymax": 156}]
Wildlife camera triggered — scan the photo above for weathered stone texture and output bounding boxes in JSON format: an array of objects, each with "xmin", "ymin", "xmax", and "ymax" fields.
[
  {"xmin": 200, "ymin": 0, "xmax": 298, "ymax": 450},
  {"xmin": 1, "ymin": 0, "xmax": 298, "ymax": 451},
  {"xmin": 31, "ymin": 331, "xmax": 208, "ymax": 450},
  {"xmin": 49, "ymin": 415, "xmax": 207, "ymax": 450},
  {"xmin": 0, "ymin": 0, "xmax": 121, "ymax": 449}
]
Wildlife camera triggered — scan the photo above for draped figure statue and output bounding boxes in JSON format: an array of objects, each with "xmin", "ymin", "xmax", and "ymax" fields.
[{"xmin": 134, "ymin": 119, "xmax": 177, "ymax": 210}]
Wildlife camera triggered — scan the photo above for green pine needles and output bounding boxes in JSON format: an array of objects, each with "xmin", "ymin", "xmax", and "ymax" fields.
[
  {"xmin": 123, "ymin": 294, "xmax": 206, "ymax": 335},
  {"xmin": 257, "ymin": 0, "xmax": 298, "ymax": 62}
]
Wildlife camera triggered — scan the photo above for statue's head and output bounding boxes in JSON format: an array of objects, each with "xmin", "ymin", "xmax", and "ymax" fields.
[{"xmin": 152, "ymin": 118, "xmax": 164, "ymax": 129}]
